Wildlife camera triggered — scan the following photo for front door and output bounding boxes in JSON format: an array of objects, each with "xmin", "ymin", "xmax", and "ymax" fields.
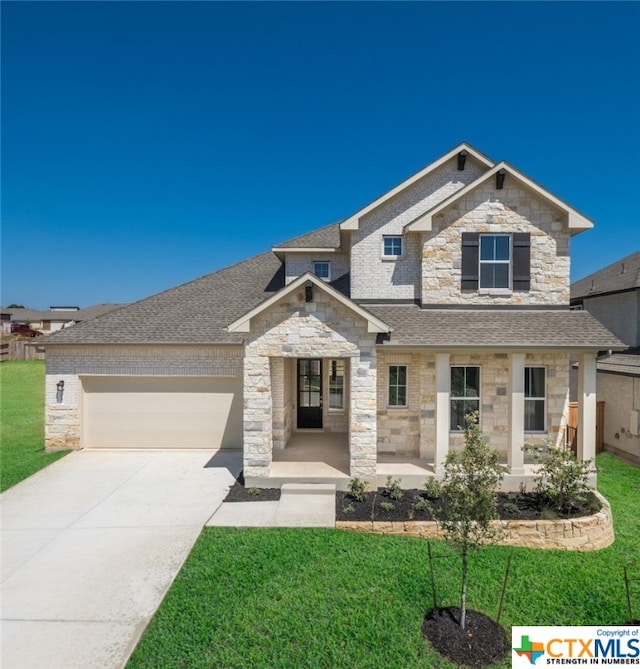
[{"xmin": 297, "ymin": 359, "xmax": 323, "ymax": 428}]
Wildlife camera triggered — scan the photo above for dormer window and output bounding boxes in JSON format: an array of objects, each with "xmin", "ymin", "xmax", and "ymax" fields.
[
  {"xmin": 313, "ymin": 261, "xmax": 330, "ymax": 280},
  {"xmin": 383, "ymin": 235, "xmax": 403, "ymax": 258},
  {"xmin": 479, "ymin": 234, "xmax": 511, "ymax": 289}
]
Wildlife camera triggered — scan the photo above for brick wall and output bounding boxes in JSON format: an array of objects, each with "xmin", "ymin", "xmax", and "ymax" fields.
[
  {"xmin": 285, "ymin": 252, "xmax": 350, "ymax": 285},
  {"xmin": 350, "ymin": 156, "xmax": 485, "ymax": 301},
  {"xmin": 44, "ymin": 345, "xmax": 243, "ymax": 450}
]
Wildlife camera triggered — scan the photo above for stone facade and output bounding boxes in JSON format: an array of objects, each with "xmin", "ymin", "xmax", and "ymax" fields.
[
  {"xmin": 242, "ymin": 286, "xmax": 378, "ymax": 481},
  {"xmin": 375, "ymin": 350, "xmax": 570, "ymax": 463},
  {"xmin": 44, "ymin": 345, "xmax": 243, "ymax": 450},
  {"xmin": 350, "ymin": 156, "xmax": 485, "ymax": 301},
  {"xmin": 422, "ymin": 181, "xmax": 570, "ymax": 305}
]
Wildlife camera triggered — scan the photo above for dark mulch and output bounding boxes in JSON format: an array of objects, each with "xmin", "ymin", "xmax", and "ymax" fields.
[
  {"xmin": 336, "ymin": 488, "xmax": 601, "ymax": 522},
  {"xmin": 223, "ymin": 472, "xmax": 281, "ymax": 502},
  {"xmin": 422, "ymin": 607, "xmax": 510, "ymax": 668}
]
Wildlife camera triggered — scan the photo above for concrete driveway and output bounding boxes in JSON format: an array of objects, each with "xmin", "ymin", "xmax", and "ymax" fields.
[{"xmin": 1, "ymin": 449, "xmax": 241, "ymax": 669}]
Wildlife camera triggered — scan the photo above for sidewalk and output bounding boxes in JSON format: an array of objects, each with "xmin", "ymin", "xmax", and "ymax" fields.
[{"xmin": 207, "ymin": 483, "xmax": 336, "ymax": 528}]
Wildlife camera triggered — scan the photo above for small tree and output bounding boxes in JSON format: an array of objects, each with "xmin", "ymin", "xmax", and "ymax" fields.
[{"xmin": 434, "ymin": 413, "xmax": 505, "ymax": 630}]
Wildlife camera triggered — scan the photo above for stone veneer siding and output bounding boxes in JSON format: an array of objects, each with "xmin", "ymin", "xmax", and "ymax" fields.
[
  {"xmin": 242, "ymin": 286, "xmax": 377, "ymax": 480},
  {"xmin": 351, "ymin": 156, "xmax": 486, "ymax": 301},
  {"xmin": 422, "ymin": 181, "xmax": 570, "ymax": 305},
  {"xmin": 45, "ymin": 345, "xmax": 243, "ymax": 450},
  {"xmin": 337, "ymin": 493, "xmax": 613, "ymax": 551},
  {"xmin": 376, "ymin": 350, "xmax": 569, "ymax": 462}
]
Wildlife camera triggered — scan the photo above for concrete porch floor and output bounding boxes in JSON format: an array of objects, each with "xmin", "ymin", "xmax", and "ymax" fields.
[{"xmin": 246, "ymin": 432, "xmax": 548, "ymax": 492}]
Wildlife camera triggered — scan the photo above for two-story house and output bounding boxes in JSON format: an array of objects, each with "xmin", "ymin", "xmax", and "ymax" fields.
[{"xmin": 42, "ymin": 143, "xmax": 623, "ymax": 490}]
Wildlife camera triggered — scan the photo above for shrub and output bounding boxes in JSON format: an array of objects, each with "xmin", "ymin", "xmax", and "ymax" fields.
[
  {"xmin": 380, "ymin": 501, "xmax": 395, "ymax": 512},
  {"xmin": 348, "ymin": 477, "xmax": 367, "ymax": 502},
  {"xmin": 384, "ymin": 475, "xmax": 404, "ymax": 500},
  {"xmin": 525, "ymin": 444, "xmax": 596, "ymax": 514},
  {"xmin": 423, "ymin": 477, "xmax": 442, "ymax": 500}
]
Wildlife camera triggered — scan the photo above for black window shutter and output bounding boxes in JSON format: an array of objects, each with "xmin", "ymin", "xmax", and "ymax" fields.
[
  {"xmin": 461, "ymin": 233, "xmax": 479, "ymax": 291},
  {"xmin": 512, "ymin": 233, "xmax": 531, "ymax": 291}
]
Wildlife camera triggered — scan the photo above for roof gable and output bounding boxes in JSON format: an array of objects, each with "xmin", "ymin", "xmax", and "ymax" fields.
[
  {"xmin": 227, "ymin": 272, "xmax": 390, "ymax": 334},
  {"xmin": 405, "ymin": 162, "xmax": 593, "ymax": 234},
  {"xmin": 339, "ymin": 143, "xmax": 494, "ymax": 232}
]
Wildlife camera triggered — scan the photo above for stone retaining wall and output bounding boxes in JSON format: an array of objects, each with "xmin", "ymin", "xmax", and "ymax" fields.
[{"xmin": 336, "ymin": 492, "xmax": 614, "ymax": 552}]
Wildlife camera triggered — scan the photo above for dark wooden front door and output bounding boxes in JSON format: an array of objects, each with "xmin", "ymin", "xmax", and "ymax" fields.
[{"xmin": 297, "ymin": 359, "xmax": 323, "ymax": 428}]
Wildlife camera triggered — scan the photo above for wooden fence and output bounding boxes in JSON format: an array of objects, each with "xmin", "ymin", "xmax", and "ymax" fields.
[
  {"xmin": 0, "ymin": 340, "xmax": 46, "ymax": 362},
  {"xmin": 567, "ymin": 401, "xmax": 605, "ymax": 455}
]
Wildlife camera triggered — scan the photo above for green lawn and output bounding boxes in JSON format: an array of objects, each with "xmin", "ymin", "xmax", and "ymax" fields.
[
  {"xmin": 0, "ymin": 360, "xmax": 69, "ymax": 492},
  {"xmin": 127, "ymin": 453, "xmax": 640, "ymax": 669}
]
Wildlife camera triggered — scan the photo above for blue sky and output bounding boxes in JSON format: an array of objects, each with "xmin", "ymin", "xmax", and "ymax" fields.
[{"xmin": 2, "ymin": 1, "xmax": 639, "ymax": 309}]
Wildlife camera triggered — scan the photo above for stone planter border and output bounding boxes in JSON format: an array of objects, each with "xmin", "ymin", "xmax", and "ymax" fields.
[{"xmin": 335, "ymin": 492, "xmax": 614, "ymax": 551}]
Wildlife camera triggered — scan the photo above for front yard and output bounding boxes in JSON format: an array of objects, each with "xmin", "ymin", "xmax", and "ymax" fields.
[
  {"xmin": 0, "ymin": 360, "xmax": 68, "ymax": 491},
  {"xmin": 127, "ymin": 453, "xmax": 639, "ymax": 669}
]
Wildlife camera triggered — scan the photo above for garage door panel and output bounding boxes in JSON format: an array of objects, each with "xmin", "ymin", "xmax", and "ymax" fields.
[{"xmin": 82, "ymin": 377, "xmax": 242, "ymax": 450}]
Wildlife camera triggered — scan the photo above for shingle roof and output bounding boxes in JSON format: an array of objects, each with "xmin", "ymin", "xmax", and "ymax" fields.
[
  {"xmin": 367, "ymin": 306, "xmax": 625, "ymax": 349},
  {"xmin": 273, "ymin": 222, "xmax": 341, "ymax": 249},
  {"xmin": 6, "ymin": 304, "xmax": 125, "ymax": 323},
  {"xmin": 43, "ymin": 252, "xmax": 285, "ymax": 345},
  {"xmin": 571, "ymin": 251, "xmax": 640, "ymax": 300},
  {"xmin": 597, "ymin": 350, "xmax": 640, "ymax": 376}
]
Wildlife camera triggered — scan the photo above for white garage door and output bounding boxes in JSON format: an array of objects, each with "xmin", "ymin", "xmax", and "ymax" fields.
[{"xmin": 82, "ymin": 376, "xmax": 243, "ymax": 449}]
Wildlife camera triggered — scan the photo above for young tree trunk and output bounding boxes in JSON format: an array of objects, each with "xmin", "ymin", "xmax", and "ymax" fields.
[{"xmin": 460, "ymin": 549, "xmax": 468, "ymax": 631}]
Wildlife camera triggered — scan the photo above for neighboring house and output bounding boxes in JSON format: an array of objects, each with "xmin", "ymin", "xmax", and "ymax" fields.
[
  {"xmin": 41, "ymin": 143, "xmax": 623, "ymax": 490},
  {"xmin": 571, "ymin": 252, "xmax": 640, "ymax": 466},
  {"xmin": 571, "ymin": 250, "xmax": 640, "ymax": 347},
  {"xmin": 7, "ymin": 304, "xmax": 126, "ymax": 334},
  {"xmin": 1, "ymin": 312, "xmax": 11, "ymax": 335}
]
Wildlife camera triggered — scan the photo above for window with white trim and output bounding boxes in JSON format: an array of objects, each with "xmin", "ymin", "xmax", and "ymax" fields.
[
  {"xmin": 328, "ymin": 360, "xmax": 345, "ymax": 410},
  {"xmin": 479, "ymin": 234, "xmax": 511, "ymax": 289},
  {"xmin": 450, "ymin": 366, "xmax": 480, "ymax": 430},
  {"xmin": 388, "ymin": 365, "xmax": 407, "ymax": 407},
  {"xmin": 524, "ymin": 367, "xmax": 546, "ymax": 432},
  {"xmin": 313, "ymin": 261, "xmax": 330, "ymax": 280},
  {"xmin": 383, "ymin": 236, "xmax": 403, "ymax": 258}
]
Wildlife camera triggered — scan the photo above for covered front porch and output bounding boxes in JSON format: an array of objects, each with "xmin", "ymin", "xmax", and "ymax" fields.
[{"xmin": 264, "ymin": 431, "xmax": 547, "ymax": 491}]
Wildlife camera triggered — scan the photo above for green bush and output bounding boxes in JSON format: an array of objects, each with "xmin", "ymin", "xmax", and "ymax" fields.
[
  {"xmin": 384, "ymin": 475, "xmax": 403, "ymax": 500},
  {"xmin": 348, "ymin": 477, "xmax": 367, "ymax": 502},
  {"xmin": 525, "ymin": 444, "xmax": 595, "ymax": 514}
]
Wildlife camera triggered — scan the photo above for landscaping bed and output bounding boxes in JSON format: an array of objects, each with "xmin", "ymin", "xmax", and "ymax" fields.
[
  {"xmin": 223, "ymin": 472, "xmax": 281, "ymax": 502},
  {"xmin": 336, "ymin": 487, "xmax": 602, "ymax": 523}
]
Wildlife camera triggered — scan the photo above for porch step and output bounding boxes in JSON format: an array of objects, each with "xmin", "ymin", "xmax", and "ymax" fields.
[{"xmin": 281, "ymin": 483, "xmax": 336, "ymax": 496}]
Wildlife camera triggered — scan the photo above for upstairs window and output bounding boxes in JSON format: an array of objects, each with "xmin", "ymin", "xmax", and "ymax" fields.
[
  {"xmin": 313, "ymin": 261, "xmax": 330, "ymax": 280},
  {"xmin": 383, "ymin": 235, "xmax": 403, "ymax": 258},
  {"xmin": 461, "ymin": 232, "xmax": 531, "ymax": 292},
  {"xmin": 479, "ymin": 234, "xmax": 511, "ymax": 289}
]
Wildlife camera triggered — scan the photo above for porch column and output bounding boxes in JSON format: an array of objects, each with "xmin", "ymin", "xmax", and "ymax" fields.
[
  {"xmin": 271, "ymin": 358, "xmax": 285, "ymax": 451},
  {"xmin": 435, "ymin": 353, "xmax": 450, "ymax": 476},
  {"xmin": 577, "ymin": 352, "xmax": 597, "ymax": 462},
  {"xmin": 508, "ymin": 353, "xmax": 525, "ymax": 475},
  {"xmin": 349, "ymin": 347, "xmax": 377, "ymax": 482},
  {"xmin": 243, "ymin": 353, "xmax": 273, "ymax": 479}
]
